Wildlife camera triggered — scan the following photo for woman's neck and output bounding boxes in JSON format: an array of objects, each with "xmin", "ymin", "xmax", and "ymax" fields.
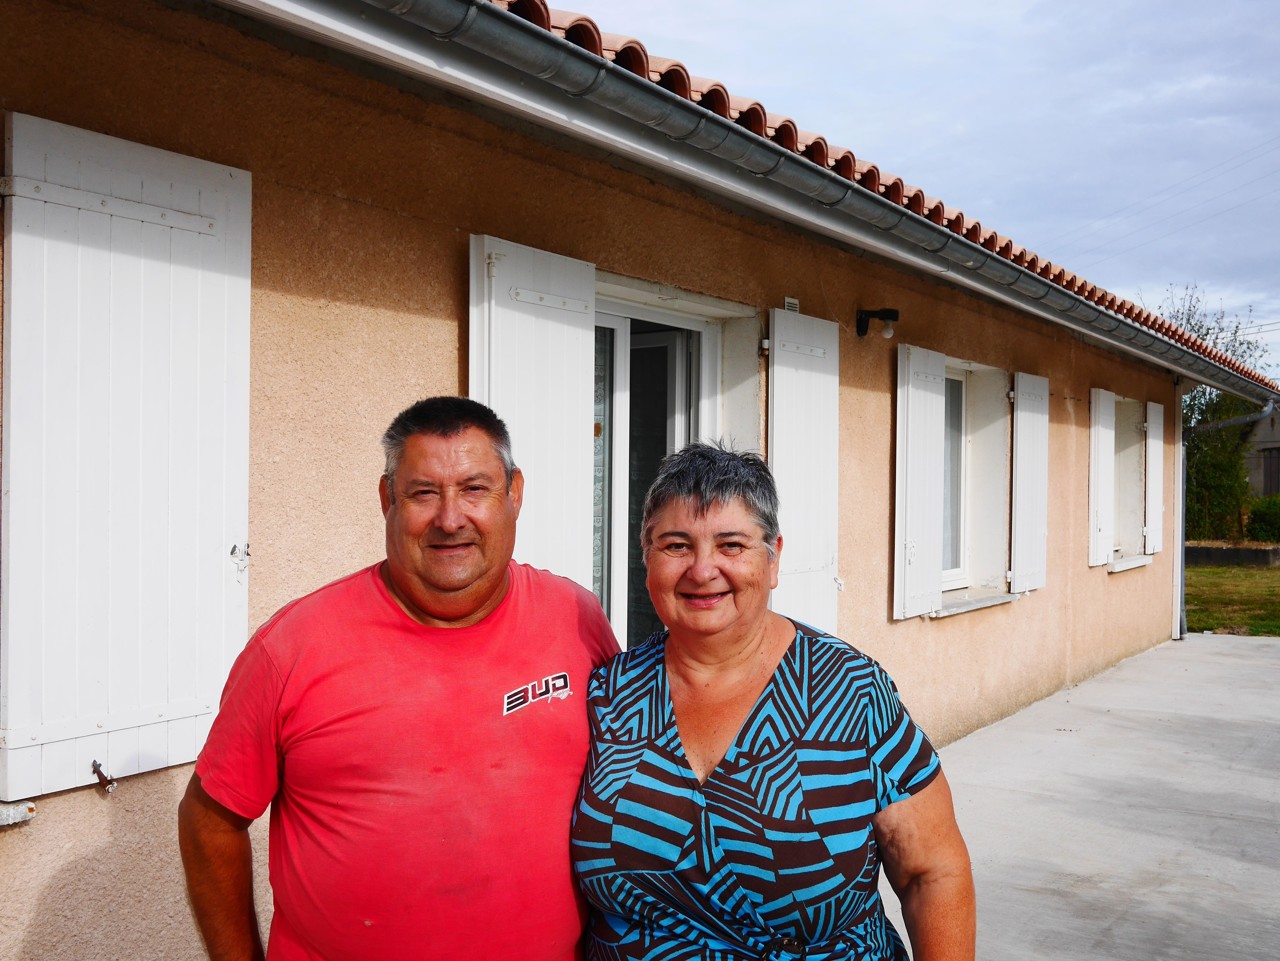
[
  {"xmin": 665, "ymin": 612, "xmax": 782, "ymax": 681},
  {"xmin": 664, "ymin": 612, "xmax": 795, "ymax": 783}
]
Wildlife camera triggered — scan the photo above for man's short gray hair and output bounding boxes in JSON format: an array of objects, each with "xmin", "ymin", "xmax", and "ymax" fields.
[
  {"xmin": 381, "ymin": 397, "xmax": 516, "ymax": 500},
  {"xmin": 641, "ymin": 442, "xmax": 780, "ymax": 558}
]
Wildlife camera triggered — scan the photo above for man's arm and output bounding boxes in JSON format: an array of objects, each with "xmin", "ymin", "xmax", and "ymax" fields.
[
  {"xmin": 873, "ymin": 770, "xmax": 976, "ymax": 961},
  {"xmin": 178, "ymin": 772, "xmax": 266, "ymax": 961}
]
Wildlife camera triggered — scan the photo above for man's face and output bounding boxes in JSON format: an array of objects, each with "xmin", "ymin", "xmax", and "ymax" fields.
[{"xmin": 379, "ymin": 427, "xmax": 523, "ymax": 627}]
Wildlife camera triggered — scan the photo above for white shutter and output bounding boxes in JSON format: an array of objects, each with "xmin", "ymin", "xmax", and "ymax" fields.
[
  {"xmin": 1, "ymin": 114, "xmax": 250, "ymax": 801},
  {"xmin": 1089, "ymin": 388, "xmax": 1116, "ymax": 567},
  {"xmin": 767, "ymin": 309, "xmax": 839, "ymax": 634},
  {"xmin": 1010, "ymin": 372, "xmax": 1050, "ymax": 593},
  {"xmin": 469, "ymin": 235, "xmax": 596, "ymax": 590},
  {"xmin": 1145, "ymin": 401, "xmax": 1164, "ymax": 555},
  {"xmin": 893, "ymin": 344, "xmax": 945, "ymax": 618}
]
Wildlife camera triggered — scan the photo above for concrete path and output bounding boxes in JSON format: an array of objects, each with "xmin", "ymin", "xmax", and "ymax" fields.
[{"xmin": 887, "ymin": 633, "xmax": 1280, "ymax": 959}]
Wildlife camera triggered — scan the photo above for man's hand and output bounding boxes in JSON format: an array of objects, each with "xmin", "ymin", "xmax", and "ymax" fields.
[{"xmin": 178, "ymin": 772, "xmax": 266, "ymax": 961}]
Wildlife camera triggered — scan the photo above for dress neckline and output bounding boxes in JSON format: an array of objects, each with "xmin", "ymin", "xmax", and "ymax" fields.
[{"xmin": 660, "ymin": 622, "xmax": 801, "ymax": 787}]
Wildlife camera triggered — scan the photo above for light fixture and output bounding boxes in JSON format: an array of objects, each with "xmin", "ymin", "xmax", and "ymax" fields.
[{"xmin": 856, "ymin": 308, "xmax": 899, "ymax": 339}]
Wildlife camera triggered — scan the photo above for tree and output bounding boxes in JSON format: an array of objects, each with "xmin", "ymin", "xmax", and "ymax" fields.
[{"xmin": 1155, "ymin": 284, "xmax": 1269, "ymax": 540}]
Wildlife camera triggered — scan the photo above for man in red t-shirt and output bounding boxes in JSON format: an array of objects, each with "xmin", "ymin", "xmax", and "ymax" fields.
[{"xmin": 178, "ymin": 397, "xmax": 619, "ymax": 961}]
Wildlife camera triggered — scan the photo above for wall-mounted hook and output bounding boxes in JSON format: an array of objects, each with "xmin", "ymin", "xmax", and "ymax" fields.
[{"xmin": 91, "ymin": 760, "xmax": 117, "ymax": 794}]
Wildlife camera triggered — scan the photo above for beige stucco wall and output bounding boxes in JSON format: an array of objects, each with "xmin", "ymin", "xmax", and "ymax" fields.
[{"xmin": 0, "ymin": 0, "xmax": 1179, "ymax": 955}]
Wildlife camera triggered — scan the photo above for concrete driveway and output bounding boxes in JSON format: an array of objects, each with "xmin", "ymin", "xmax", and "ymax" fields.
[{"xmin": 887, "ymin": 633, "xmax": 1280, "ymax": 959}]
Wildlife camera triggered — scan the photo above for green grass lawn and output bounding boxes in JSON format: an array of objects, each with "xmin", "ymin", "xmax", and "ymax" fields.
[{"xmin": 1184, "ymin": 565, "xmax": 1280, "ymax": 636}]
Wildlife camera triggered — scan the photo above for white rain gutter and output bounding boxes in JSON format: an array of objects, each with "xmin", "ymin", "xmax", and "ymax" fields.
[{"xmin": 214, "ymin": 0, "xmax": 1278, "ymax": 405}]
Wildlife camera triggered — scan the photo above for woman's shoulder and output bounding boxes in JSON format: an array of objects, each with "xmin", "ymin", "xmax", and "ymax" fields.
[
  {"xmin": 591, "ymin": 630, "xmax": 666, "ymax": 689},
  {"xmin": 789, "ymin": 621, "xmax": 899, "ymax": 690}
]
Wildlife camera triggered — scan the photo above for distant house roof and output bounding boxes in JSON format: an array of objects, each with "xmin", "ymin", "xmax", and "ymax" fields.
[{"xmin": 474, "ymin": 0, "xmax": 1270, "ymax": 393}]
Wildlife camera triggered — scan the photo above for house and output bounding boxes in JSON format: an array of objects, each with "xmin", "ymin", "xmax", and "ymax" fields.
[
  {"xmin": 1245, "ymin": 411, "xmax": 1280, "ymax": 498},
  {"xmin": 2, "ymin": 0, "xmax": 1276, "ymax": 955}
]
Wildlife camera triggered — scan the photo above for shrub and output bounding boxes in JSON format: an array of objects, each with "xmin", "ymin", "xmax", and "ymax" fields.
[{"xmin": 1245, "ymin": 495, "xmax": 1280, "ymax": 543}]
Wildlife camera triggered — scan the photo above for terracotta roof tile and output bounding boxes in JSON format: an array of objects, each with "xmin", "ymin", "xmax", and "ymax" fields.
[
  {"xmin": 729, "ymin": 97, "xmax": 768, "ymax": 136},
  {"xmin": 689, "ymin": 77, "xmax": 730, "ymax": 117},
  {"xmin": 517, "ymin": 4, "xmax": 1275, "ymax": 390},
  {"xmin": 600, "ymin": 33, "xmax": 649, "ymax": 77},
  {"xmin": 500, "ymin": 0, "xmax": 551, "ymax": 31},
  {"xmin": 828, "ymin": 148, "xmax": 857, "ymax": 181},
  {"xmin": 549, "ymin": 11, "xmax": 602, "ymax": 56},
  {"xmin": 647, "ymin": 56, "xmax": 692, "ymax": 99}
]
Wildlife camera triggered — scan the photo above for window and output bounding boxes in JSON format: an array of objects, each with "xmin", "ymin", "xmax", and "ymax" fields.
[
  {"xmin": 1, "ymin": 114, "xmax": 250, "ymax": 801},
  {"xmin": 894, "ymin": 344, "xmax": 1049, "ymax": 619},
  {"xmin": 1261, "ymin": 448, "xmax": 1280, "ymax": 497},
  {"xmin": 1088, "ymin": 388, "xmax": 1163, "ymax": 571},
  {"xmin": 594, "ymin": 311, "xmax": 706, "ymax": 644},
  {"xmin": 470, "ymin": 236, "xmax": 840, "ymax": 644}
]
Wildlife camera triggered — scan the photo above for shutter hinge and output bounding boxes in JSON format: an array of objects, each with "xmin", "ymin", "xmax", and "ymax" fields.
[
  {"xmin": 759, "ymin": 338, "xmax": 770, "ymax": 356},
  {"xmin": 1005, "ymin": 570, "xmax": 1013, "ymax": 583},
  {"xmin": 485, "ymin": 251, "xmax": 501, "ymax": 279},
  {"xmin": 1008, "ymin": 390, "xmax": 1016, "ymax": 403},
  {"xmin": 230, "ymin": 543, "xmax": 251, "ymax": 582}
]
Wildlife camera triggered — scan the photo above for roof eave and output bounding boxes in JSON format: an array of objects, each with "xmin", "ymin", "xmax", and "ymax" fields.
[{"xmin": 213, "ymin": 0, "xmax": 1278, "ymax": 404}]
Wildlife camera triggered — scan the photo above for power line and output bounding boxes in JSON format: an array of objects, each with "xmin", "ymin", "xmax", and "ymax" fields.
[
  {"xmin": 1043, "ymin": 133, "xmax": 1280, "ymax": 252},
  {"xmin": 1066, "ymin": 167, "xmax": 1280, "ymax": 264},
  {"xmin": 1076, "ymin": 181, "xmax": 1280, "ymax": 271}
]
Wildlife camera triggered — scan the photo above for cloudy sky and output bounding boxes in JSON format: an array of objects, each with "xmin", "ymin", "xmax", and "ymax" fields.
[{"xmin": 569, "ymin": 0, "xmax": 1280, "ymax": 375}]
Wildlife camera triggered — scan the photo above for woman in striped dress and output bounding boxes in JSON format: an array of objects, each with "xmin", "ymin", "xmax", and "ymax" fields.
[{"xmin": 572, "ymin": 443, "xmax": 975, "ymax": 961}]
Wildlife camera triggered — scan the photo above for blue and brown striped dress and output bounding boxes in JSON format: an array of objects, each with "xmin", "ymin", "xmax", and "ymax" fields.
[{"xmin": 571, "ymin": 624, "xmax": 940, "ymax": 961}]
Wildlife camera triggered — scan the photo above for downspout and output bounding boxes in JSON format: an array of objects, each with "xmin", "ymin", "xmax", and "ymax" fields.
[
  {"xmin": 1177, "ymin": 396, "xmax": 1275, "ymax": 636},
  {"xmin": 347, "ymin": 0, "xmax": 1278, "ymax": 404},
  {"xmin": 1183, "ymin": 398, "xmax": 1277, "ymax": 437}
]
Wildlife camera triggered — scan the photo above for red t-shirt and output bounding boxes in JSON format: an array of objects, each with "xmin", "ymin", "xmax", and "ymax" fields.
[{"xmin": 197, "ymin": 562, "xmax": 620, "ymax": 961}]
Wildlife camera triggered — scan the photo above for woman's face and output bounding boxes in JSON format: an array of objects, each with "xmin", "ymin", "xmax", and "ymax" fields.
[{"xmin": 644, "ymin": 496, "xmax": 782, "ymax": 642}]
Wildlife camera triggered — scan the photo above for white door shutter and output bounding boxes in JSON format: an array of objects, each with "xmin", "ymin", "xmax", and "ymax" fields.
[
  {"xmin": 1, "ymin": 114, "xmax": 250, "ymax": 801},
  {"xmin": 894, "ymin": 344, "xmax": 945, "ymax": 618},
  {"xmin": 1010, "ymin": 372, "xmax": 1050, "ymax": 593},
  {"xmin": 1089, "ymin": 388, "xmax": 1116, "ymax": 567},
  {"xmin": 469, "ymin": 235, "xmax": 596, "ymax": 590},
  {"xmin": 767, "ymin": 309, "xmax": 839, "ymax": 634},
  {"xmin": 1145, "ymin": 401, "xmax": 1164, "ymax": 555}
]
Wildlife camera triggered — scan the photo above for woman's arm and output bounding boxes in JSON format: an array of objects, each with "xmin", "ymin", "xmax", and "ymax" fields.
[{"xmin": 873, "ymin": 770, "xmax": 976, "ymax": 961}]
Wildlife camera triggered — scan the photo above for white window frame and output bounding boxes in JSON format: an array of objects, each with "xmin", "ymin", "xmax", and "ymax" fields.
[
  {"xmin": 942, "ymin": 369, "xmax": 970, "ymax": 591},
  {"xmin": 472, "ymin": 239, "xmax": 841, "ymax": 642},
  {"xmin": 894, "ymin": 344, "xmax": 1049, "ymax": 619},
  {"xmin": 1090, "ymin": 388, "xmax": 1164, "ymax": 571},
  {"xmin": 594, "ymin": 300, "xmax": 718, "ymax": 643}
]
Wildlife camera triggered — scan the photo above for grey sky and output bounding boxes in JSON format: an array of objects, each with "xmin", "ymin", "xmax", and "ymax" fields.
[{"xmin": 569, "ymin": 0, "xmax": 1280, "ymax": 375}]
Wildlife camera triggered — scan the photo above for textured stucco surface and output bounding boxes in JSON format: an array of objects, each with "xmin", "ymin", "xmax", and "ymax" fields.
[
  {"xmin": 0, "ymin": 766, "xmax": 271, "ymax": 961},
  {"xmin": 1, "ymin": 0, "xmax": 1181, "ymax": 955}
]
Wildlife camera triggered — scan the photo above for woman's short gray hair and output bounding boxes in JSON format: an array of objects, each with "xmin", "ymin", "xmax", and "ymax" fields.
[{"xmin": 641, "ymin": 442, "xmax": 780, "ymax": 558}]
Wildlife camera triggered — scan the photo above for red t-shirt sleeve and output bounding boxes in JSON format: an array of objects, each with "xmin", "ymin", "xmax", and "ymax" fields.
[
  {"xmin": 577, "ymin": 584, "xmax": 623, "ymax": 667},
  {"xmin": 195, "ymin": 636, "xmax": 285, "ymax": 821}
]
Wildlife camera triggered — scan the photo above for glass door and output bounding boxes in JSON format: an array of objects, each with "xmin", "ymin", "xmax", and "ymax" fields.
[{"xmin": 593, "ymin": 313, "xmax": 701, "ymax": 645}]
